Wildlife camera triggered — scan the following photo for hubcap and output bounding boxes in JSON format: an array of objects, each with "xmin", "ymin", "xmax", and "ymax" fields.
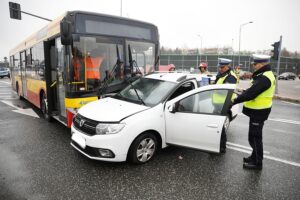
[{"xmin": 136, "ymin": 138, "xmax": 155, "ymax": 162}]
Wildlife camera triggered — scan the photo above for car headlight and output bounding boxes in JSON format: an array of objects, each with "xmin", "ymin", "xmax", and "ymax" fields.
[{"xmin": 95, "ymin": 123, "xmax": 125, "ymax": 135}]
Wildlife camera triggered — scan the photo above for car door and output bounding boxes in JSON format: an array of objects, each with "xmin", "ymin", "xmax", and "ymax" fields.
[{"xmin": 165, "ymin": 84, "xmax": 235, "ymax": 153}]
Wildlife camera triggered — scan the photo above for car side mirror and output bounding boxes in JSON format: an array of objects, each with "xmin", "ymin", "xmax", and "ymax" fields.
[{"xmin": 168, "ymin": 104, "xmax": 176, "ymax": 113}]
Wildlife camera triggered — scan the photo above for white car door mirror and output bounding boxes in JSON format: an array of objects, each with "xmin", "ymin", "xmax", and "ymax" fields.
[{"xmin": 168, "ymin": 104, "xmax": 176, "ymax": 113}]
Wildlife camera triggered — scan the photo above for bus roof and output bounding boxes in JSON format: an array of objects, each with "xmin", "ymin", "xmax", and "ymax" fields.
[{"xmin": 9, "ymin": 11, "xmax": 158, "ymax": 56}]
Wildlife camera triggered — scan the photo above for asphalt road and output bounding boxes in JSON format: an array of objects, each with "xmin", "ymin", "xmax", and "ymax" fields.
[{"xmin": 0, "ymin": 78, "xmax": 300, "ymax": 200}]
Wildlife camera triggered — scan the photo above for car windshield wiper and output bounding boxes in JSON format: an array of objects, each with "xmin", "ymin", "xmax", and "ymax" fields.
[{"xmin": 127, "ymin": 80, "xmax": 145, "ymax": 105}]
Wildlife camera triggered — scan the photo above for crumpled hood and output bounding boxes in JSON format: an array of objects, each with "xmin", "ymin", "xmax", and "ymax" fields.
[{"xmin": 78, "ymin": 97, "xmax": 148, "ymax": 122}]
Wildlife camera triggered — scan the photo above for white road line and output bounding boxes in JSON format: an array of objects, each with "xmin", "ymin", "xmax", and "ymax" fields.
[
  {"xmin": 227, "ymin": 142, "xmax": 270, "ymax": 154},
  {"xmin": 0, "ymin": 95, "xmax": 16, "ymax": 98},
  {"xmin": 1, "ymin": 100, "xmax": 20, "ymax": 110},
  {"xmin": 268, "ymin": 118, "xmax": 300, "ymax": 125},
  {"xmin": 1, "ymin": 98, "xmax": 18, "ymax": 100},
  {"xmin": 227, "ymin": 146, "xmax": 300, "ymax": 168},
  {"xmin": 0, "ymin": 81, "xmax": 10, "ymax": 85},
  {"xmin": 281, "ymin": 101, "xmax": 300, "ymax": 107},
  {"xmin": 238, "ymin": 113, "xmax": 300, "ymax": 125}
]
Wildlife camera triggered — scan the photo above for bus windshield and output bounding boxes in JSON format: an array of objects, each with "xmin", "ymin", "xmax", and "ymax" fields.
[
  {"xmin": 69, "ymin": 36, "xmax": 156, "ymax": 95},
  {"xmin": 69, "ymin": 36, "xmax": 123, "ymax": 94},
  {"xmin": 126, "ymin": 40, "xmax": 155, "ymax": 75}
]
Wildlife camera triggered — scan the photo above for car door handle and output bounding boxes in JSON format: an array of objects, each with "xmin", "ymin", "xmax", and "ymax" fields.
[{"xmin": 207, "ymin": 124, "xmax": 218, "ymax": 128}]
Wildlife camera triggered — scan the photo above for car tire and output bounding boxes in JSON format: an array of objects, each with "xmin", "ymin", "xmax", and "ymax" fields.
[{"xmin": 128, "ymin": 132, "xmax": 158, "ymax": 164}]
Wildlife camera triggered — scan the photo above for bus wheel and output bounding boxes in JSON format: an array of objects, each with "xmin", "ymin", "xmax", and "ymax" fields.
[
  {"xmin": 41, "ymin": 93, "xmax": 52, "ymax": 122},
  {"xmin": 16, "ymin": 82, "xmax": 23, "ymax": 100}
]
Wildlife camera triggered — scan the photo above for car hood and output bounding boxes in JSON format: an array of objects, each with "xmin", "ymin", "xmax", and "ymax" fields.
[{"xmin": 78, "ymin": 97, "xmax": 149, "ymax": 122}]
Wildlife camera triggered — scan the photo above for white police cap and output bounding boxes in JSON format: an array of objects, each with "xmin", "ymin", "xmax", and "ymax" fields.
[
  {"xmin": 218, "ymin": 58, "xmax": 232, "ymax": 66},
  {"xmin": 252, "ymin": 54, "xmax": 271, "ymax": 63}
]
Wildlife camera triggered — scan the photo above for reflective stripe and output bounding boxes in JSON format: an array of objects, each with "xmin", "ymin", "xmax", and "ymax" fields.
[
  {"xmin": 244, "ymin": 71, "xmax": 275, "ymax": 109},
  {"xmin": 85, "ymin": 57, "xmax": 103, "ymax": 79}
]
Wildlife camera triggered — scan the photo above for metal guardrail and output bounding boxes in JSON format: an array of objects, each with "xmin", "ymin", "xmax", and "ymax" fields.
[{"xmin": 160, "ymin": 54, "xmax": 300, "ymax": 74}]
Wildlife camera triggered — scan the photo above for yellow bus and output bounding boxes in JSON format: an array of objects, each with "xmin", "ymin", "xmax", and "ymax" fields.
[{"xmin": 9, "ymin": 11, "xmax": 159, "ymax": 127}]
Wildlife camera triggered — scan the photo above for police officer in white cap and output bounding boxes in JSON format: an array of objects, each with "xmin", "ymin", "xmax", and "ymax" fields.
[
  {"xmin": 232, "ymin": 54, "xmax": 275, "ymax": 170},
  {"xmin": 215, "ymin": 58, "xmax": 238, "ymax": 153}
]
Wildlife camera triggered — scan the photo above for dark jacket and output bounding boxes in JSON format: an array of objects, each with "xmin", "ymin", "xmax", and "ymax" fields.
[
  {"xmin": 215, "ymin": 69, "xmax": 237, "ymax": 84},
  {"xmin": 233, "ymin": 64, "xmax": 273, "ymax": 121}
]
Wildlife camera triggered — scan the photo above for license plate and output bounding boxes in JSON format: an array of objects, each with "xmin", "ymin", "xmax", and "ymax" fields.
[{"xmin": 72, "ymin": 133, "xmax": 86, "ymax": 149}]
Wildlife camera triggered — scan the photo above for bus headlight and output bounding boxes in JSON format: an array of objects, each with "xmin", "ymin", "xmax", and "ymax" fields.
[{"xmin": 95, "ymin": 123, "xmax": 125, "ymax": 135}]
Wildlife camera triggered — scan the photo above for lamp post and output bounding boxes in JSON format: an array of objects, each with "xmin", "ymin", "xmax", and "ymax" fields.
[
  {"xmin": 120, "ymin": 0, "xmax": 123, "ymax": 16},
  {"xmin": 197, "ymin": 35, "xmax": 203, "ymax": 62},
  {"xmin": 238, "ymin": 21, "xmax": 253, "ymax": 66}
]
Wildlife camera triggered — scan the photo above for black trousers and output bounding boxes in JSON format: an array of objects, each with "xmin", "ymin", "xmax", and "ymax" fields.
[{"xmin": 248, "ymin": 118, "xmax": 265, "ymax": 164}]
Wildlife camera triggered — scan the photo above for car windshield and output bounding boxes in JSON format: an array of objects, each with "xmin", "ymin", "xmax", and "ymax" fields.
[{"xmin": 114, "ymin": 77, "xmax": 177, "ymax": 106}]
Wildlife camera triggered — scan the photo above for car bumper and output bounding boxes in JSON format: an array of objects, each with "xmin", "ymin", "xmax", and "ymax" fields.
[{"xmin": 71, "ymin": 125, "xmax": 129, "ymax": 162}]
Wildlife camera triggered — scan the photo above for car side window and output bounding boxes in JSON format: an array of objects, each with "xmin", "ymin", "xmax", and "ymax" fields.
[
  {"xmin": 169, "ymin": 81, "xmax": 195, "ymax": 100},
  {"xmin": 175, "ymin": 89, "xmax": 229, "ymax": 115}
]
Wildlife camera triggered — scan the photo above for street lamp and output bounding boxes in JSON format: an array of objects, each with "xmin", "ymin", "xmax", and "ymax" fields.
[
  {"xmin": 197, "ymin": 35, "xmax": 203, "ymax": 62},
  {"xmin": 238, "ymin": 21, "xmax": 253, "ymax": 66},
  {"xmin": 120, "ymin": 0, "xmax": 123, "ymax": 16}
]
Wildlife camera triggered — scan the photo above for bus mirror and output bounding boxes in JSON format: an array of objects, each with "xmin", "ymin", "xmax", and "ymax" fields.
[{"xmin": 60, "ymin": 19, "xmax": 72, "ymax": 45}]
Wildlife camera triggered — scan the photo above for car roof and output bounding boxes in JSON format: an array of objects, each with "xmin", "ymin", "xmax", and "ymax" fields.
[{"xmin": 145, "ymin": 72, "xmax": 190, "ymax": 83}]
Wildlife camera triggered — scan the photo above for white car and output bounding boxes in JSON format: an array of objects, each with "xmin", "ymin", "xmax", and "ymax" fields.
[
  {"xmin": 0, "ymin": 67, "xmax": 10, "ymax": 78},
  {"xmin": 71, "ymin": 72, "xmax": 238, "ymax": 164}
]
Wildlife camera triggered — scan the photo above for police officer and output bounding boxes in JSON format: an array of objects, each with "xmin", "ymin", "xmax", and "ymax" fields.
[
  {"xmin": 215, "ymin": 58, "xmax": 238, "ymax": 153},
  {"xmin": 232, "ymin": 54, "xmax": 275, "ymax": 170}
]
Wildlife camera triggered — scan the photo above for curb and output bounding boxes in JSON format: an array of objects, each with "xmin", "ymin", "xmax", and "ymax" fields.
[
  {"xmin": 274, "ymin": 95, "xmax": 300, "ymax": 103},
  {"xmin": 237, "ymin": 87, "xmax": 300, "ymax": 104}
]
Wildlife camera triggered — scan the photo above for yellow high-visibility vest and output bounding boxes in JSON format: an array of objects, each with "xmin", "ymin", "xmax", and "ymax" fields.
[
  {"xmin": 244, "ymin": 71, "xmax": 275, "ymax": 109},
  {"xmin": 213, "ymin": 71, "xmax": 237, "ymax": 104}
]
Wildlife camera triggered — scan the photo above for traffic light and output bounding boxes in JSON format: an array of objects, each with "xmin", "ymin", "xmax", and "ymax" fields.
[
  {"xmin": 9, "ymin": 2, "xmax": 21, "ymax": 20},
  {"xmin": 271, "ymin": 41, "xmax": 280, "ymax": 60}
]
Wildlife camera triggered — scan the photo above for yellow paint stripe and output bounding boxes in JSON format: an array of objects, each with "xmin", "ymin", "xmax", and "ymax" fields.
[
  {"xmin": 50, "ymin": 81, "xmax": 57, "ymax": 87},
  {"xmin": 65, "ymin": 96, "xmax": 98, "ymax": 108}
]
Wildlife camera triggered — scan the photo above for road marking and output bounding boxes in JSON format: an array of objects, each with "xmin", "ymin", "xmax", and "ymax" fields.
[
  {"xmin": 227, "ymin": 146, "xmax": 300, "ymax": 168},
  {"xmin": 0, "ymin": 95, "xmax": 16, "ymax": 98},
  {"xmin": 1, "ymin": 100, "xmax": 39, "ymax": 118},
  {"xmin": 238, "ymin": 113, "xmax": 300, "ymax": 125},
  {"xmin": 0, "ymin": 81, "xmax": 10, "ymax": 85},
  {"xmin": 268, "ymin": 118, "xmax": 300, "ymax": 125},
  {"xmin": 282, "ymin": 101, "xmax": 300, "ymax": 107},
  {"xmin": 227, "ymin": 142, "xmax": 270, "ymax": 154}
]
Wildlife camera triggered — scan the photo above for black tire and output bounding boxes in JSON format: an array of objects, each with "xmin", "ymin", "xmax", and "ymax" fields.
[
  {"xmin": 41, "ymin": 93, "xmax": 52, "ymax": 122},
  {"xmin": 16, "ymin": 82, "xmax": 23, "ymax": 100},
  {"xmin": 128, "ymin": 132, "xmax": 158, "ymax": 164}
]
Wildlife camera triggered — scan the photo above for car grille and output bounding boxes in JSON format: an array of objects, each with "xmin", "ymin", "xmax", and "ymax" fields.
[{"xmin": 73, "ymin": 114, "xmax": 98, "ymax": 136}]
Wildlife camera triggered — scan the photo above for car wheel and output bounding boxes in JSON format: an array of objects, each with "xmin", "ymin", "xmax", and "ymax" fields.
[
  {"xmin": 128, "ymin": 132, "xmax": 158, "ymax": 164},
  {"xmin": 41, "ymin": 93, "xmax": 52, "ymax": 122}
]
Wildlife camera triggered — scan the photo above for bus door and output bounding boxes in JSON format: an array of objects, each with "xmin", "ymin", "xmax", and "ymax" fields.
[
  {"xmin": 20, "ymin": 51, "xmax": 27, "ymax": 97},
  {"xmin": 44, "ymin": 40, "xmax": 58, "ymax": 118},
  {"xmin": 55, "ymin": 37, "xmax": 66, "ymax": 118}
]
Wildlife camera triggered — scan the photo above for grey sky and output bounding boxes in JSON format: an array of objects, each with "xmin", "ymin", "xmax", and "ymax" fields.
[{"xmin": 0, "ymin": 0, "xmax": 299, "ymax": 60}]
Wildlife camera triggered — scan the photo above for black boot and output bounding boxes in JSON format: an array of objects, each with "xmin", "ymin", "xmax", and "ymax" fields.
[
  {"xmin": 243, "ymin": 156, "xmax": 254, "ymax": 163},
  {"xmin": 243, "ymin": 161, "xmax": 262, "ymax": 170}
]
